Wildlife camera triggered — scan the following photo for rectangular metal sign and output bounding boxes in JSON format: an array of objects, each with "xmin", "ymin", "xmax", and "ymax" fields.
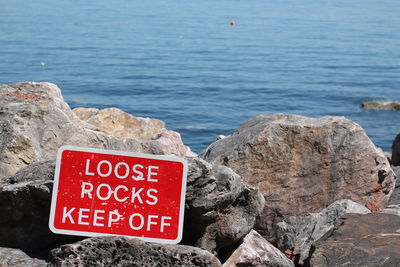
[{"xmin": 49, "ymin": 146, "xmax": 188, "ymax": 244}]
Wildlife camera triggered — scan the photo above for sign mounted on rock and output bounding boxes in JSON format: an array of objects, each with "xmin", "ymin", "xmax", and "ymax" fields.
[{"xmin": 49, "ymin": 146, "xmax": 188, "ymax": 244}]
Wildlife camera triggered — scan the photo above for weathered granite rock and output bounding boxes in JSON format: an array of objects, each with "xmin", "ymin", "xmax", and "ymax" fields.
[
  {"xmin": 0, "ymin": 162, "xmax": 82, "ymax": 256},
  {"xmin": 48, "ymin": 236, "xmax": 222, "ymax": 266},
  {"xmin": 361, "ymin": 100, "xmax": 400, "ymax": 110},
  {"xmin": 223, "ymin": 230, "xmax": 294, "ymax": 267},
  {"xmin": 144, "ymin": 129, "xmax": 197, "ymax": 158},
  {"xmin": 310, "ymin": 213, "xmax": 400, "ymax": 266},
  {"xmin": 276, "ymin": 199, "xmax": 371, "ymax": 264},
  {"xmin": 392, "ymin": 134, "xmax": 400, "ymax": 166},
  {"xmin": 183, "ymin": 158, "xmax": 265, "ymax": 256},
  {"xmin": 201, "ymin": 114, "xmax": 395, "ymax": 241},
  {"xmin": 0, "ymin": 247, "xmax": 47, "ymax": 267},
  {"xmin": 73, "ymin": 107, "xmax": 196, "ymax": 158},
  {"xmin": 73, "ymin": 107, "xmax": 164, "ymax": 141}
]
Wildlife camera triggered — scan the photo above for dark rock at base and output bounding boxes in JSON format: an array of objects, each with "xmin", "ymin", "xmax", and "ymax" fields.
[
  {"xmin": 0, "ymin": 247, "xmax": 47, "ymax": 267},
  {"xmin": 201, "ymin": 114, "xmax": 395, "ymax": 242},
  {"xmin": 223, "ymin": 230, "xmax": 294, "ymax": 267},
  {"xmin": 276, "ymin": 199, "xmax": 370, "ymax": 265},
  {"xmin": 48, "ymin": 236, "xmax": 222, "ymax": 267},
  {"xmin": 361, "ymin": 100, "xmax": 400, "ymax": 110},
  {"xmin": 309, "ymin": 213, "xmax": 400, "ymax": 267},
  {"xmin": 0, "ymin": 163, "xmax": 82, "ymax": 256},
  {"xmin": 183, "ymin": 158, "xmax": 265, "ymax": 256}
]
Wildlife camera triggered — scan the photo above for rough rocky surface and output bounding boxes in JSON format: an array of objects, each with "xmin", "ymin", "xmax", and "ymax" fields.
[
  {"xmin": 0, "ymin": 82, "xmax": 195, "ymax": 181},
  {"xmin": 392, "ymin": 134, "xmax": 400, "ymax": 166},
  {"xmin": 310, "ymin": 213, "xmax": 400, "ymax": 267},
  {"xmin": 276, "ymin": 199, "xmax": 371, "ymax": 264},
  {"xmin": 361, "ymin": 100, "xmax": 400, "ymax": 111},
  {"xmin": 201, "ymin": 114, "xmax": 396, "ymax": 240},
  {"xmin": 0, "ymin": 162, "xmax": 82, "ymax": 256},
  {"xmin": 183, "ymin": 158, "xmax": 265, "ymax": 256},
  {"xmin": 0, "ymin": 247, "xmax": 47, "ymax": 267},
  {"xmin": 388, "ymin": 166, "xmax": 400, "ymax": 205},
  {"xmin": 0, "ymin": 82, "xmax": 144, "ymax": 180},
  {"xmin": 73, "ymin": 107, "xmax": 165, "ymax": 141},
  {"xmin": 73, "ymin": 107, "xmax": 196, "ymax": 158},
  {"xmin": 5, "ymin": 160, "xmax": 55, "ymax": 184},
  {"xmin": 223, "ymin": 230, "xmax": 294, "ymax": 267},
  {"xmin": 143, "ymin": 129, "xmax": 196, "ymax": 158},
  {"xmin": 49, "ymin": 236, "xmax": 222, "ymax": 267}
]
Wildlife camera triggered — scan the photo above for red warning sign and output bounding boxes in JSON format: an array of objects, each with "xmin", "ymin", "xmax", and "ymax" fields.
[{"xmin": 49, "ymin": 146, "xmax": 188, "ymax": 244}]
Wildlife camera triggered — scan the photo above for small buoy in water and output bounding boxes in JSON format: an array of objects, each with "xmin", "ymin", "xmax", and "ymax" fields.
[
  {"xmin": 230, "ymin": 19, "xmax": 236, "ymax": 26},
  {"xmin": 40, "ymin": 62, "xmax": 45, "ymax": 67}
]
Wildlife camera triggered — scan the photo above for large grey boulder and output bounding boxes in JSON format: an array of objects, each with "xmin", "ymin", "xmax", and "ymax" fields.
[
  {"xmin": 223, "ymin": 230, "xmax": 294, "ymax": 267},
  {"xmin": 276, "ymin": 199, "xmax": 371, "ymax": 264},
  {"xmin": 201, "ymin": 114, "xmax": 395, "ymax": 241},
  {"xmin": 0, "ymin": 82, "xmax": 143, "ymax": 180},
  {"xmin": 48, "ymin": 236, "xmax": 222, "ymax": 267},
  {"xmin": 0, "ymin": 82, "xmax": 195, "ymax": 181},
  {"xmin": 0, "ymin": 162, "xmax": 81, "ymax": 256},
  {"xmin": 0, "ymin": 247, "xmax": 47, "ymax": 267},
  {"xmin": 183, "ymin": 158, "xmax": 265, "ymax": 256},
  {"xmin": 310, "ymin": 213, "xmax": 400, "ymax": 266}
]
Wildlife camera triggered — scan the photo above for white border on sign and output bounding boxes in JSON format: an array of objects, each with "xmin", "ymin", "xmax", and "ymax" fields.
[{"xmin": 49, "ymin": 145, "xmax": 188, "ymax": 244}]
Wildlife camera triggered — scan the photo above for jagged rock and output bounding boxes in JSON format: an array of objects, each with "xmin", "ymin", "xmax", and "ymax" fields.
[
  {"xmin": 392, "ymin": 135, "xmax": 400, "ymax": 166},
  {"xmin": 0, "ymin": 247, "xmax": 47, "ymax": 267},
  {"xmin": 310, "ymin": 213, "xmax": 400, "ymax": 266},
  {"xmin": 183, "ymin": 158, "xmax": 265, "ymax": 256},
  {"xmin": 276, "ymin": 199, "xmax": 371, "ymax": 264},
  {"xmin": 361, "ymin": 100, "xmax": 400, "ymax": 110},
  {"xmin": 73, "ymin": 108, "xmax": 197, "ymax": 157},
  {"xmin": 48, "ymin": 236, "xmax": 222, "ymax": 267},
  {"xmin": 223, "ymin": 230, "xmax": 294, "ymax": 267},
  {"xmin": 0, "ymin": 162, "xmax": 82, "ymax": 256},
  {"xmin": 201, "ymin": 114, "xmax": 395, "ymax": 241},
  {"xmin": 0, "ymin": 82, "xmax": 195, "ymax": 181},
  {"xmin": 73, "ymin": 107, "xmax": 196, "ymax": 158}
]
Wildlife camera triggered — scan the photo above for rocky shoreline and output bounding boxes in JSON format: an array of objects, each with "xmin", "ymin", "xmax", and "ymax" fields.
[{"xmin": 0, "ymin": 82, "xmax": 399, "ymax": 266}]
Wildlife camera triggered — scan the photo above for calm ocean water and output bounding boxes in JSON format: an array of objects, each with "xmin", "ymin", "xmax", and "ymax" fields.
[{"xmin": 1, "ymin": 0, "xmax": 399, "ymax": 153}]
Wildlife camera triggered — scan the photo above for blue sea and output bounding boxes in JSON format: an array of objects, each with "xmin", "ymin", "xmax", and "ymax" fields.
[{"xmin": 1, "ymin": 0, "xmax": 399, "ymax": 153}]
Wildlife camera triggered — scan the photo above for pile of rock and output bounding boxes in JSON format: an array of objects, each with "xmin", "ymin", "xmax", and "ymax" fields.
[{"xmin": 0, "ymin": 82, "xmax": 399, "ymax": 266}]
